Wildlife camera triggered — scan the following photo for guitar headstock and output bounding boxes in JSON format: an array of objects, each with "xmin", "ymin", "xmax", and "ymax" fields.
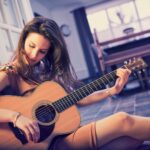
[{"xmin": 124, "ymin": 57, "xmax": 147, "ymax": 72}]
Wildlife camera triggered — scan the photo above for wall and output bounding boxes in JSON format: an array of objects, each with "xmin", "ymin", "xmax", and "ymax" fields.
[{"xmin": 30, "ymin": 0, "xmax": 89, "ymax": 80}]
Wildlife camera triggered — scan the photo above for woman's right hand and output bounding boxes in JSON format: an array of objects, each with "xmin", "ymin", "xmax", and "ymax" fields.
[{"xmin": 14, "ymin": 114, "xmax": 40, "ymax": 143}]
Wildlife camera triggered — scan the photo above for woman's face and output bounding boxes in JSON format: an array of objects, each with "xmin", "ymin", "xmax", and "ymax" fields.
[{"xmin": 24, "ymin": 32, "xmax": 50, "ymax": 66}]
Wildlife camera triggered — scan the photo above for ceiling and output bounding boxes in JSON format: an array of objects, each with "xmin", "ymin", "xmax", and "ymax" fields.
[{"xmin": 37, "ymin": 0, "xmax": 112, "ymax": 11}]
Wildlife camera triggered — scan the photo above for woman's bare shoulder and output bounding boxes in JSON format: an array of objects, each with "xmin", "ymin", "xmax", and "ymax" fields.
[{"xmin": 0, "ymin": 65, "xmax": 10, "ymax": 91}]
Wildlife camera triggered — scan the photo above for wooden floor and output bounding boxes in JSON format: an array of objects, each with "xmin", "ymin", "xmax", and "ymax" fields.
[{"xmin": 78, "ymin": 87, "xmax": 150, "ymax": 150}]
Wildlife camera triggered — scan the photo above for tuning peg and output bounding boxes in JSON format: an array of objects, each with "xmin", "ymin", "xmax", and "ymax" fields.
[
  {"xmin": 131, "ymin": 66, "xmax": 136, "ymax": 71},
  {"xmin": 137, "ymin": 70, "xmax": 142, "ymax": 74},
  {"xmin": 124, "ymin": 61, "xmax": 128, "ymax": 65},
  {"xmin": 133, "ymin": 57, "xmax": 136, "ymax": 60},
  {"xmin": 142, "ymin": 68, "xmax": 146, "ymax": 72}
]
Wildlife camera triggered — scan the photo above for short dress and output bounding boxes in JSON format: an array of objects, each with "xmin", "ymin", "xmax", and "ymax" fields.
[
  {"xmin": 49, "ymin": 122, "xmax": 98, "ymax": 150},
  {"xmin": 0, "ymin": 64, "xmax": 37, "ymax": 95}
]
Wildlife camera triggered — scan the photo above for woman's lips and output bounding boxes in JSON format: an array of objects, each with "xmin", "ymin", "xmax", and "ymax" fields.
[{"xmin": 25, "ymin": 55, "xmax": 37, "ymax": 65}]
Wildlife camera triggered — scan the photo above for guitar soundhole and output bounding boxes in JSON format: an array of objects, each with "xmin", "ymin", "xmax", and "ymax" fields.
[{"xmin": 35, "ymin": 104, "xmax": 56, "ymax": 125}]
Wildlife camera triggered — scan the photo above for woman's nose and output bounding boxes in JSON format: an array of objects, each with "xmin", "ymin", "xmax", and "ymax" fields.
[{"xmin": 30, "ymin": 50, "xmax": 38, "ymax": 59}]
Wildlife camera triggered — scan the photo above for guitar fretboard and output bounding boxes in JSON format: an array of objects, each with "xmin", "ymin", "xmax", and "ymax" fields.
[{"xmin": 52, "ymin": 70, "xmax": 117, "ymax": 113}]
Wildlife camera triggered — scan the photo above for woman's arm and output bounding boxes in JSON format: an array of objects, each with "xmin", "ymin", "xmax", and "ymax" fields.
[
  {"xmin": 0, "ymin": 71, "xmax": 10, "ymax": 92},
  {"xmin": 0, "ymin": 71, "xmax": 40, "ymax": 142},
  {"xmin": 77, "ymin": 87, "xmax": 114, "ymax": 106},
  {"xmin": 0, "ymin": 108, "xmax": 20, "ymax": 123},
  {"xmin": 0, "ymin": 107, "xmax": 40, "ymax": 142},
  {"xmin": 78, "ymin": 68, "xmax": 131, "ymax": 106}
]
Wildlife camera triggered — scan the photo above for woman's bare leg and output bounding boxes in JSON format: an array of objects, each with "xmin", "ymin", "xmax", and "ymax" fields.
[{"xmin": 96, "ymin": 112, "xmax": 150, "ymax": 148}]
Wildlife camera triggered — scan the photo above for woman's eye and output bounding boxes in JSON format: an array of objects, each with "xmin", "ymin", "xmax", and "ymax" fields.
[
  {"xmin": 29, "ymin": 45, "xmax": 35, "ymax": 48},
  {"xmin": 40, "ymin": 50, "xmax": 47, "ymax": 54}
]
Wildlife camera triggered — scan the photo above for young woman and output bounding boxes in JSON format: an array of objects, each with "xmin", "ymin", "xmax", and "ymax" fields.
[{"xmin": 0, "ymin": 17, "xmax": 149, "ymax": 150}]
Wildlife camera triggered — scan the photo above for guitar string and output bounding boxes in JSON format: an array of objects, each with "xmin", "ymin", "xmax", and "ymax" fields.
[
  {"xmin": 35, "ymin": 70, "xmax": 117, "ymax": 119},
  {"xmin": 53, "ymin": 70, "xmax": 117, "ymax": 111},
  {"xmin": 34, "ymin": 72, "xmax": 115, "ymax": 121},
  {"xmin": 35, "ymin": 60, "xmax": 139, "ymax": 119},
  {"xmin": 46, "ymin": 58, "xmax": 143, "ymax": 113},
  {"xmin": 35, "ymin": 70, "xmax": 117, "ymax": 120},
  {"xmin": 33, "ymin": 60, "xmax": 142, "ymax": 121}
]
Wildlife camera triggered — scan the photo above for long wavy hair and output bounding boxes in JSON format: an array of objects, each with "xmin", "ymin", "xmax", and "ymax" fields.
[{"xmin": 14, "ymin": 17, "xmax": 79, "ymax": 93}]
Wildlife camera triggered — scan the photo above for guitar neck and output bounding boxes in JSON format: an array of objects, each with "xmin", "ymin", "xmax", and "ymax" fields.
[{"xmin": 52, "ymin": 70, "xmax": 117, "ymax": 113}]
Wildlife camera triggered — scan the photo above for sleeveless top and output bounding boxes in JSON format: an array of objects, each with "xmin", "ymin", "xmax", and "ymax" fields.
[{"xmin": 0, "ymin": 64, "xmax": 37, "ymax": 96}]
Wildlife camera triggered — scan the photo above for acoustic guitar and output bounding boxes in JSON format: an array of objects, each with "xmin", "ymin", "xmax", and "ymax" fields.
[{"xmin": 0, "ymin": 58, "xmax": 147, "ymax": 150}]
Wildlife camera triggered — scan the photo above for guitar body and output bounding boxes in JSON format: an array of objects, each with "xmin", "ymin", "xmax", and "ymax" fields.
[{"xmin": 0, "ymin": 81, "xmax": 80, "ymax": 150}]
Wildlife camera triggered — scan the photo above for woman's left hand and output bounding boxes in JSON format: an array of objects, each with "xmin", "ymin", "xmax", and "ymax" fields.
[{"xmin": 110, "ymin": 68, "xmax": 131, "ymax": 95}]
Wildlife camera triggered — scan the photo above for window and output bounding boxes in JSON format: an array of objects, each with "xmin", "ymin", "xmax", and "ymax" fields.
[
  {"xmin": 0, "ymin": 0, "xmax": 33, "ymax": 64},
  {"xmin": 87, "ymin": 10, "xmax": 109, "ymax": 32},
  {"xmin": 1, "ymin": 0, "xmax": 18, "ymax": 27},
  {"xmin": 135, "ymin": 0, "xmax": 150, "ymax": 19},
  {"xmin": 86, "ymin": 0, "xmax": 150, "ymax": 46},
  {"xmin": 0, "ymin": 28, "xmax": 13, "ymax": 63},
  {"xmin": 135, "ymin": 0, "xmax": 150, "ymax": 30},
  {"xmin": 107, "ymin": 2, "xmax": 138, "ymax": 27}
]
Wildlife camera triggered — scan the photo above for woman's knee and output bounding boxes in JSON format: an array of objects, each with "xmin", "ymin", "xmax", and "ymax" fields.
[{"xmin": 114, "ymin": 112, "xmax": 134, "ymax": 132}]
